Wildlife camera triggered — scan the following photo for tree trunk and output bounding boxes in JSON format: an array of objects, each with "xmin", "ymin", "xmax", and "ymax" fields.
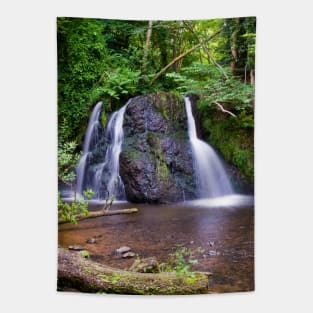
[
  {"xmin": 58, "ymin": 248, "xmax": 210, "ymax": 295},
  {"xmin": 230, "ymin": 18, "xmax": 240, "ymax": 75},
  {"xmin": 183, "ymin": 21, "xmax": 228, "ymax": 80},
  {"xmin": 150, "ymin": 27, "xmax": 223, "ymax": 85},
  {"xmin": 142, "ymin": 20, "xmax": 153, "ymax": 76},
  {"xmin": 58, "ymin": 208, "xmax": 138, "ymax": 224},
  {"xmin": 250, "ymin": 69, "xmax": 255, "ymax": 85},
  {"xmin": 172, "ymin": 43, "xmax": 178, "ymax": 72}
]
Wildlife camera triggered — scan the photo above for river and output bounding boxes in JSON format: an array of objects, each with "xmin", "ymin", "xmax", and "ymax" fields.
[{"xmin": 58, "ymin": 196, "xmax": 254, "ymax": 293}]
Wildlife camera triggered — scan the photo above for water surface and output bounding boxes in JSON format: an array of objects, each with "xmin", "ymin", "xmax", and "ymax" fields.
[{"xmin": 58, "ymin": 196, "xmax": 254, "ymax": 293}]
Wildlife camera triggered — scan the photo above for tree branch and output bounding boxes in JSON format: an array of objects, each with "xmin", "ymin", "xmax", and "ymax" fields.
[
  {"xmin": 215, "ymin": 102, "xmax": 237, "ymax": 117},
  {"xmin": 183, "ymin": 21, "xmax": 229, "ymax": 80},
  {"xmin": 150, "ymin": 27, "xmax": 224, "ymax": 85},
  {"xmin": 58, "ymin": 208, "xmax": 138, "ymax": 224}
]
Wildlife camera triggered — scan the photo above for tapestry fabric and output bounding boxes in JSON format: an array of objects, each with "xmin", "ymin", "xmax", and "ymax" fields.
[{"xmin": 57, "ymin": 16, "xmax": 255, "ymax": 295}]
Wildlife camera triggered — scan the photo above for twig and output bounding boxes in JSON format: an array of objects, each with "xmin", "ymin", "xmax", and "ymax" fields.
[{"xmin": 215, "ymin": 102, "xmax": 237, "ymax": 117}]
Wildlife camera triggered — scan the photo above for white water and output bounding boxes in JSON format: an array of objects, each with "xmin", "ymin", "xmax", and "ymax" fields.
[
  {"xmin": 184, "ymin": 195, "xmax": 253, "ymax": 208},
  {"xmin": 96, "ymin": 102, "xmax": 129, "ymax": 198},
  {"xmin": 76, "ymin": 100, "xmax": 129, "ymax": 199},
  {"xmin": 76, "ymin": 101, "xmax": 103, "ymax": 195},
  {"xmin": 184, "ymin": 97, "xmax": 233, "ymax": 198}
]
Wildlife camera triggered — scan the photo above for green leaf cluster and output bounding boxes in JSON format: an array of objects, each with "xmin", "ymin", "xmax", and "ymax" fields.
[
  {"xmin": 160, "ymin": 244, "xmax": 204, "ymax": 276},
  {"xmin": 58, "ymin": 141, "xmax": 80, "ymax": 185},
  {"xmin": 58, "ymin": 189, "xmax": 94, "ymax": 224},
  {"xmin": 166, "ymin": 62, "xmax": 254, "ymax": 120}
]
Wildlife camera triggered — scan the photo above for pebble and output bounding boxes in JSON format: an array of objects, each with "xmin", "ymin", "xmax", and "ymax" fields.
[
  {"xmin": 68, "ymin": 245, "xmax": 84, "ymax": 251},
  {"xmin": 122, "ymin": 251, "xmax": 136, "ymax": 258},
  {"xmin": 116, "ymin": 246, "xmax": 131, "ymax": 254},
  {"xmin": 208, "ymin": 250, "xmax": 217, "ymax": 256},
  {"xmin": 86, "ymin": 238, "xmax": 96, "ymax": 244}
]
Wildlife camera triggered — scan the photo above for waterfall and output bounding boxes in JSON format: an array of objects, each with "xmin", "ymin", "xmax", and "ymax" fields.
[
  {"xmin": 184, "ymin": 96, "xmax": 233, "ymax": 198},
  {"xmin": 76, "ymin": 101, "xmax": 129, "ymax": 200},
  {"xmin": 76, "ymin": 101, "xmax": 103, "ymax": 196},
  {"xmin": 94, "ymin": 102, "xmax": 128, "ymax": 199}
]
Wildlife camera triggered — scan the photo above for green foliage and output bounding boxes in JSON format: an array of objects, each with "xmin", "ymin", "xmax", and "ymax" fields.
[
  {"xmin": 166, "ymin": 62, "xmax": 254, "ymax": 118},
  {"xmin": 160, "ymin": 245, "xmax": 204, "ymax": 276},
  {"xmin": 89, "ymin": 67, "xmax": 141, "ymax": 103},
  {"xmin": 58, "ymin": 141, "xmax": 80, "ymax": 186},
  {"xmin": 83, "ymin": 188, "xmax": 95, "ymax": 199},
  {"xmin": 58, "ymin": 17, "xmax": 109, "ymax": 143},
  {"xmin": 219, "ymin": 17, "xmax": 256, "ymax": 76},
  {"xmin": 201, "ymin": 115, "xmax": 254, "ymax": 180},
  {"xmin": 81, "ymin": 250, "xmax": 90, "ymax": 258},
  {"xmin": 58, "ymin": 189, "xmax": 94, "ymax": 224}
]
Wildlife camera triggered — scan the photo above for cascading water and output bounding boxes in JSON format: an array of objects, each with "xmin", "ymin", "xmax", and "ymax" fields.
[
  {"xmin": 76, "ymin": 101, "xmax": 103, "ymax": 196},
  {"xmin": 93, "ymin": 102, "xmax": 129, "ymax": 199},
  {"xmin": 76, "ymin": 101, "xmax": 129, "ymax": 200},
  {"xmin": 184, "ymin": 96, "xmax": 233, "ymax": 198}
]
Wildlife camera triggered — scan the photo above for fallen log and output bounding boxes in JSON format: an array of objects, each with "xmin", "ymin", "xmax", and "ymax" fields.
[
  {"xmin": 58, "ymin": 208, "xmax": 138, "ymax": 224},
  {"xmin": 57, "ymin": 248, "xmax": 210, "ymax": 295}
]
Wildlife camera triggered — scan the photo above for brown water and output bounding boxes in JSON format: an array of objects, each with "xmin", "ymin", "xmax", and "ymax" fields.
[{"xmin": 58, "ymin": 199, "xmax": 254, "ymax": 293}]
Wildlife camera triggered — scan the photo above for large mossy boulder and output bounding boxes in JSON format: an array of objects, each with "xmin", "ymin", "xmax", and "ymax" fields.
[{"xmin": 120, "ymin": 92, "xmax": 196, "ymax": 203}]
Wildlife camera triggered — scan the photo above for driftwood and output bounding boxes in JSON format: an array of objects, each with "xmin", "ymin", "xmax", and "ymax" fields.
[
  {"xmin": 58, "ymin": 208, "xmax": 138, "ymax": 224},
  {"xmin": 57, "ymin": 248, "xmax": 210, "ymax": 295}
]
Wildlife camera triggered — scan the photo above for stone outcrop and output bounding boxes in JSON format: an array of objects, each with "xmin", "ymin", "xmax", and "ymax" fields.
[{"xmin": 119, "ymin": 92, "xmax": 196, "ymax": 203}]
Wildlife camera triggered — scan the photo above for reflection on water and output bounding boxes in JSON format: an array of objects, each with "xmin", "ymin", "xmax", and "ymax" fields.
[
  {"xmin": 58, "ymin": 198, "xmax": 254, "ymax": 293},
  {"xmin": 184, "ymin": 194, "xmax": 254, "ymax": 208}
]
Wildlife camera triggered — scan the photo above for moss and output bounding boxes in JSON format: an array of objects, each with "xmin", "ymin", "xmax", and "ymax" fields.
[
  {"xmin": 149, "ymin": 92, "xmax": 184, "ymax": 129},
  {"xmin": 80, "ymin": 250, "xmax": 90, "ymax": 258},
  {"xmin": 100, "ymin": 111, "xmax": 107, "ymax": 127},
  {"xmin": 126, "ymin": 149, "xmax": 141, "ymax": 161},
  {"xmin": 172, "ymin": 130, "xmax": 188, "ymax": 141},
  {"xmin": 156, "ymin": 158, "xmax": 170, "ymax": 181},
  {"xmin": 98, "ymin": 273, "xmax": 121, "ymax": 284},
  {"xmin": 201, "ymin": 110, "xmax": 254, "ymax": 182},
  {"xmin": 147, "ymin": 132, "xmax": 170, "ymax": 182},
  {"xmin": 59, "ymin": 248, "xmax": 209, "ymax": 295},
  {"xmin": 184, "ymin": 276, "xmax": 197, "ymax": 285},
  {"xmin": 122, "ymin": 137, "xmax": 142, "ymax": 162}
]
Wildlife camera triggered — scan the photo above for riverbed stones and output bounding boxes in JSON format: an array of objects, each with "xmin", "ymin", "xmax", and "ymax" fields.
[
  {"xmin": 68, "ymin": 245, "xmax": 85, "ymax": 251},
  {"xmin": 116, "ymin": 246, "xmax": 132, "ymax": 254},
  {"xmin": 86, "ymin": 238, "xmax": 96, "ymax": 244},
  {"xmin": 120, "ymin": 92, "xmax": 197, "ymax": 203},
  {"xmin": 208, "ymin": 250, "xmax": 217, "ymax": 256},
  {"xmin": 121, "ymin": 251, "xmax": 136, "ymax": 258}
]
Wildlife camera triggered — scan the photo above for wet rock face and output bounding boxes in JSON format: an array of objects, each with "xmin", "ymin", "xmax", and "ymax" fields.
[{"xmin": 120, "ymin": 93, "xmax": 196, "ymax": 203}]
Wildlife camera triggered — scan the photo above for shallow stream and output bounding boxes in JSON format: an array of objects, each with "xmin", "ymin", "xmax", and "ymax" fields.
[{"xmin": 58, "ymin": 195, "xmax": 254, "ymax": 293}]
